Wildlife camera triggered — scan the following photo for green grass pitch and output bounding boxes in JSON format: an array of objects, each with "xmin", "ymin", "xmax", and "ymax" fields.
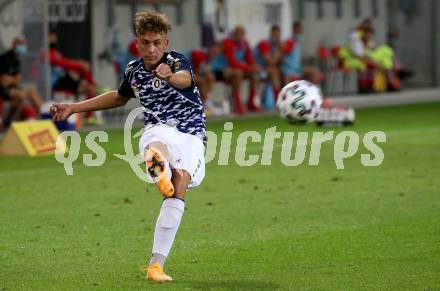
[{"xmin": 1, "ymin": 102, "xmax": 439, "ymax": 290}]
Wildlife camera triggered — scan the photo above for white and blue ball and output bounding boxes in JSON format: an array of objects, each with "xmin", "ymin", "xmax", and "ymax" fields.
[{"xmin": 276, "ymin": 80, "xmax": 323, "ymax": 123}]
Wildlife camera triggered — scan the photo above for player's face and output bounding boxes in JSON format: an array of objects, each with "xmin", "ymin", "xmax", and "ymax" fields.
[
  {"xmin": 234, "ymin": 27, "xmax": 246, "ymax": 43},
  {"xmin": 137, "ymin": 31, "xmax": 169, "ymax": 68},
  {"xmin": 208, "ymin": 43, "xmax": 221, "ymax": 58},
  {"xmin": 364, "ymin": 31, "xmax": 373, "ymax": 40},
  {"xmin": 294, "ymin": 24, "xmax": 303, "ymax": 35}
]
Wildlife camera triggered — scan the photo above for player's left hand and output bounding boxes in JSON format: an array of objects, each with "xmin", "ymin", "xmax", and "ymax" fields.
[{"xmin": 153, "ymin": 64, "xmax": 173, "ymax": 81}]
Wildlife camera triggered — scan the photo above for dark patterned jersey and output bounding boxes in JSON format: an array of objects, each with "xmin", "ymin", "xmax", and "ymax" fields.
[{"xmin": 118, "ymin": 51, "xmax": 206, "ymax": 142}]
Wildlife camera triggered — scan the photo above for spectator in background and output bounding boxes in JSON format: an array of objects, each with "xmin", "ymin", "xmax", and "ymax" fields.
[
  {"xmin": 127, "ymin": 38, "xmax": 140, "ymax": 59},
  {"xmin": 282, "ymin": 21, "xmax": 304, "ymax": 85},
  {"xmin": 208, "ymin": 41, "xmax": 240, "ymax": 113},
  {"xmin": 339, "ymin": 19, "xmax": 375, "ymax": 92},
  {"xmin": 189, "ymin": 43, "xmax": 223, "ymax": 116},
  {"xmin": 339, "ymin": 19, "xmax": 403, "ymax": 93},
  {"xmin": 0, "ymin": 36, "xmax": 43, "ymax": 129},
  {"xmin": 49, "ymin": 32, "xmax": 103, "ymax": 124},
  {"xmin": 302, "ymin": 66, "xmax": 333, "ymax": 108},
  {"xmin": 49, "ymin": 32, "xmax": 96, "ymax": 87},
  {"xmin": 113, "ymin": 37, "xmax": 140, "ymax": 81},
  {"xmin": 219, "ymin": 25, "xmax": 262, "ymax": 114},
  {"xmin": 254, "ymin": 25, "xmax": 284, "ymax": 101}
]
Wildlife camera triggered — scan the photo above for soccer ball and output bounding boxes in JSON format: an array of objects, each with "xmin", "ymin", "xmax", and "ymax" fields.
[{"xmin": 276, "ymin": 80, "xmax": 323, "ymax": 123}]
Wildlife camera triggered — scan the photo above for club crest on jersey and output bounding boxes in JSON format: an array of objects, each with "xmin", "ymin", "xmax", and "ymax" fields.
[{"xmin": 152, "ymin": 77, "xmax": 164, "ymax": 91}]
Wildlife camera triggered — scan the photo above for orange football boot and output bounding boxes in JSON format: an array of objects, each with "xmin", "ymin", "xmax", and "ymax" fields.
[
  {"xmin": 146, "ymin": 262, "xmax": 173, "ymax": 283},
  {"xmin": 145, "ymin": 148, "xmax": 174, "ymax": 197}
]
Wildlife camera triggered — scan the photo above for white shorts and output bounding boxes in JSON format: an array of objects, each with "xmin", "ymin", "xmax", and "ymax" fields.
[{"xmin": 139, "ymin": 124, "xmax": 205, "ymax": 188}]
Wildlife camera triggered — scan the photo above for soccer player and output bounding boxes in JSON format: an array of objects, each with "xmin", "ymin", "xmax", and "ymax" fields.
[
  {"xmin": 340, "ymin": 19, "xmax": 403, "ymax": 93},
  {"xmin": 222, "ymin": 26, "xmax": 263, "ymax": 114},
  {"xmin": 254, "ymin": 25, "xmax": 284, "ymax": 101},
  {"xmin": 50, "ymin": 10, "xmax": 206, "ymax": 283},
  {"xmin": 188, "ymin": 43, "xmax": 224, "ymax": 116},
  {"xmin": 282, "ymin": 21, "xmax": 304, "ymax": 84}
]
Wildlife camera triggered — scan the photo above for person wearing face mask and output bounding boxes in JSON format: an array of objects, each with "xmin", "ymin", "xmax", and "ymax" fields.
[
  {"xmin": 0, "ymin": 36, "xmax": 43, "ymax": 130},
  {"xmin": 49, "ymin": 32, "xmax": 95, "ymax": 86},
  {"xmin": 282, "ymin": 21, "xmax": 304, "ymax": 85}
]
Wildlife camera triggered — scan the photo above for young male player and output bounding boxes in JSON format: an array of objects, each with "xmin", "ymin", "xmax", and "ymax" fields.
[
  {"xmin": 50, "ymin": 10, "xmax": 206, "ymax": 283},
  {"xmin": 254, "ymin": 25, "xmax": 284, "ymax": 101}
]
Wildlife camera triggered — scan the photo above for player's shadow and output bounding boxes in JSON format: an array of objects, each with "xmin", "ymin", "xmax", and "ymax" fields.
[{"xmin": 182, "ymin": 279, "xmax": 279, "ymax": 290}]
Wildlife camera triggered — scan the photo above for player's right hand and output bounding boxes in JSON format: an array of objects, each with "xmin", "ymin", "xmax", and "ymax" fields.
[{"xmin": 50, "ymin": 103, "xmax": 73, "ymax": 121}]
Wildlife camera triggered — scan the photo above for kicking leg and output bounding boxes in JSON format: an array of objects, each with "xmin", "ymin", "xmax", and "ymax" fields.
[{"xmin": 144, "ymin": 141, "xmax": 174, "ymax": 197}]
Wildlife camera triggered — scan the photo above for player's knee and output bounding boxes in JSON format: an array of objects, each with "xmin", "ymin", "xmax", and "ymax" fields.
[
  {"xmin": 266, "ymin": 66, "xmax": 276, "ymax": 75},
  {"xmin": 171, "ymin": 169, "xmax": 191, "ymax": 198},
  {"xmin": 24, "ymin": 87, "xmax": 36, "ymax": 96},
  {"xmin": 10, "ymin": 91, "xmax": 24, "ymax": 103},
  {"xmin": 206, "ymin": 72, "xmax": 215, "ymax": 82},
  {"xmin": 273, "ymin": 67, "xmax": 282, "ymax": 77},
  {"xmin": 249, "ymin": 74, "xmax": 259, "ymax": 84},
  {"xmin": 146, "ymin": 141, "xmax": 170, "ymax": 161},
  {"xmin": 234, "ymin": 69, "xmax": 244, "ymax": 79}
]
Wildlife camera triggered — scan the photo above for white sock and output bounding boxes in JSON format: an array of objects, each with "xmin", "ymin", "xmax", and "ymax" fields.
[
  {"xmin": 149, "ymin": 253, "xmax": 166, "ymax": 267},
  {"xmin": 150, "ymin": 198, "xmax": 185, "ymax": 265}
]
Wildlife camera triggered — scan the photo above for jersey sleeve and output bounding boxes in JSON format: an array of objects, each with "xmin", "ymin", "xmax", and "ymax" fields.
[
  {"xmin": 190, "ymin": 50, "xmax": 207, "ymax": 73},
  {"xmin": 258, "ymin": 41, "xmax": 271, "ymax": 55},
  {"xmin": 167, "ymin": 51, "xmax": 195, "ymax": 89},
  {"xmin": 284, "ymin": 39, "xmax": 295, "ymax": 54},
  {"xmin": 49, "ymin": 48, "xmax": 85, "ymax": 72},
  {"xmin": 244, "ymin": 42, "xmax": 256, "ymax": 67},
  {"xmin": 117, "ymin": 63, "xmax": 136, "ymax": 98},
  {"xmin": 223, "ymin": 39, "xmax": 247, "ymax": 70},
  {"xmin": 171, "ymin": 53, "xmax": 191, "ymax": 73}
]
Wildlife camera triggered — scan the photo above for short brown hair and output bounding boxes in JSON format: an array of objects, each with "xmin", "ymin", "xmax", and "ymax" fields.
[
  {"xmin": 135, "ymin": 10, "xmax": 172, "ymax": 35},
  {"xmin": 271, "ymin": 25, "xmax": 280, "ymax": 32},
  {"xmin": 293, "ymin": 21, "xmax": 302, "ymax": 29}
]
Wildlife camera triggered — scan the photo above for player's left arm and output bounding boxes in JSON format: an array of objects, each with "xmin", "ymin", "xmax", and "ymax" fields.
[
  {"xmin": 154, "ymin": 63, "xmax": 192, "ymax": 89},
  {"xmin": 258, "ymin": 41, "xmax": 275, "ymax": 66}
]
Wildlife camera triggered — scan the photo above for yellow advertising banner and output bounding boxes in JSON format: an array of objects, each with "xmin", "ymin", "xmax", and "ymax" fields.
[{"xmin": 0, "ymin": 120, "xmax": 66, "ymax": 156}]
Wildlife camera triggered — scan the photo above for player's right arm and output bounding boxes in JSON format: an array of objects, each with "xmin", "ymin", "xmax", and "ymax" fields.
[
  {"xmin": 51, "ymin": 61, "xmax": 137, "ymax": 121},
  {"xmin": 50, "ymin": 90, "xmax": 130, "ymax": 121}
]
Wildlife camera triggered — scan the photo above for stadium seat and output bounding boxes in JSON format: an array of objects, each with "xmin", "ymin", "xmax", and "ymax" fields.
[
  {"xmin": 328, "ymin": 45, "xmax": 356, "ymax": 94},
  {"xmin": 317, "ymin": 45, "xmax": 330, "ymax": 93}
]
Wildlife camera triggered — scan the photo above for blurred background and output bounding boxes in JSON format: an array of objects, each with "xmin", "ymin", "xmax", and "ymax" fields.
[
  {"xmin": 1, "ymin": 2, "xmax": 440, "ymax": 289},
  {"xmin": 0, "ymin": 0, "xmax": 439, "ymax": 126}
]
